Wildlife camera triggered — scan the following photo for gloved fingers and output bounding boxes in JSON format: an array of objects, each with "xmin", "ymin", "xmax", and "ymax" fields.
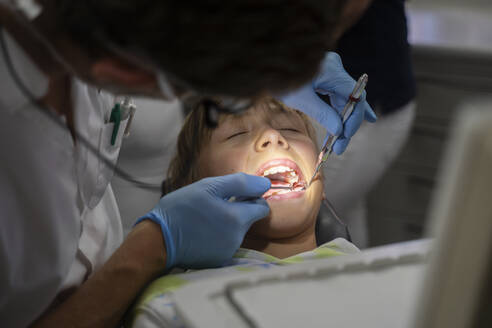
[
  {"xmin": 342, "ymin": 102, "xmax": 366, "ymax": 139},
  {"xmin": 315, "ymin": 53, "xmax": 375, "ymax": 121},
  {"xmin": 211, "ymin": 172, "xmax": 271, "ymax": 199},
  {"xmin": 331, "ymin": 100, "xmax": 369, "ymax": 153},
  {"xmin": 333, "ymin": 136, "xmax": 351, "ymax": 155},
  {"xmin": 343, "ymin": 99, "xmax": 378, "ymax": 139},
  {"xmin": 324, "ymin": 51, "xmax": 344, "ymax": 70},
  {"xmin": 320, "ymin": 120, "xmax": 356, "ymax": 154},
  {"xmin": 312, "ymin": 100, "xmax": 344, "ymax": 137},
  {"xmin": 364, "ymin": 103, "xmax": 378, "ymax": 122},
  {"xmin": 300, "ymin": 99, "xmax": 344, "ymax": 137},
  {"xmin": 314, "ymin": 53, "xmax": 358, "ymax": 111},
  {"xmin": 278, "ymin": 83, "xmax": 343, "ymax": 137},
  {"xmin": 229, "ymin": 197, "xmax": 270, "ymax": 225}
]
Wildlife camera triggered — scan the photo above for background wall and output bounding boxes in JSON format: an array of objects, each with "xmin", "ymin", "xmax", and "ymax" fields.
[{"xmin": 366, "ymin": 1, "xmax": 492, "ymax": 245}]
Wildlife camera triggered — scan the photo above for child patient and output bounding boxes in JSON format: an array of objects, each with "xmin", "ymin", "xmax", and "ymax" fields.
[{"xmin": 126, "ymin": 98, "xmax": 358, "ymax": 328}]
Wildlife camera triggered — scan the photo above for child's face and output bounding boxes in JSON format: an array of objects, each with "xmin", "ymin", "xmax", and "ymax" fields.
[{"xmin": 198, "ymin": 106, "xmax": 323, "ymax": 239}]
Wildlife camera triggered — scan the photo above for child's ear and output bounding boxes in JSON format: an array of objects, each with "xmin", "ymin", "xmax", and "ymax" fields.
[{"xmin": 90, "ymin": 57, "xmax": 156, "ymax": 89}]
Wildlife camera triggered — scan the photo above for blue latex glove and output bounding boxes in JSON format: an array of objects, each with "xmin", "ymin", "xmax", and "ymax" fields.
[
  {"xmin": 279, "ymin": 52, "xmax": 377, "ymax": 154},
  {"xmin": 135, "ymin": 173, "xmax": 271, "ymax": 269}
]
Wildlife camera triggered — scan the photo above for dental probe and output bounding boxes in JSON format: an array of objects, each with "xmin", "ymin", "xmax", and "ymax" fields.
[{"xmin": 304, "ymin": 73, "xmax": 368, "ymax": 190}]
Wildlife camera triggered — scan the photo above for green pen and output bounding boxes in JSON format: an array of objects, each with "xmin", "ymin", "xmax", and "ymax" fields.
[{"xmin": 109, "ymin": 103, "xmax": 121, "ymax": 146}]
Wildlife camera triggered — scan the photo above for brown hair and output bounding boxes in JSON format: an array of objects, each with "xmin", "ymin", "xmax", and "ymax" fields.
[
  {"xmin": 54, "ymin": 0, "xmax": 344, "ymax": 98},
  {"xmin": 164, "ymin": 98, "xmax": 317, "ymax": 195}
]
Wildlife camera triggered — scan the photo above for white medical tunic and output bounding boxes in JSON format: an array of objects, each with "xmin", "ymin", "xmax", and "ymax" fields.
[{"xmin": 0, "ymin": 29, "xmax": 125, "ymax": 326}]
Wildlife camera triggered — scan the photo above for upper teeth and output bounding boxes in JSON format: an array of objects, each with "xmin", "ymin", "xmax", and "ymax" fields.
[{"xmin": 262, "ymin": 166, "xmax": 297, "ymax": 176}]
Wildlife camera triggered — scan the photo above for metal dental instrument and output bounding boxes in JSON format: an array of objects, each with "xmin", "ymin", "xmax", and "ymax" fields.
[
  {"xmin": 305, "ymin": 73, "xmax": 368, "ymax": 190},
  {"xmin": 269, "ymin": 74, "xmax": 368, "ymax": 192}
]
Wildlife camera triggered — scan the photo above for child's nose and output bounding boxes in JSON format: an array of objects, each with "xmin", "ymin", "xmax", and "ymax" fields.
[{"xmin": 255, "ymin": 128, "xmax": 289, "ymax": 152}]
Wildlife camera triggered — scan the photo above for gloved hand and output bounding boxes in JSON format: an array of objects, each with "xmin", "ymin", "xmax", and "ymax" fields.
[
  {"xmin": 279, "ymin": 52, "xmax": 377, "ymax": 154},
  {"xmin": 135, "ymin": 173, "xmax": 271, "ymax": 270}
]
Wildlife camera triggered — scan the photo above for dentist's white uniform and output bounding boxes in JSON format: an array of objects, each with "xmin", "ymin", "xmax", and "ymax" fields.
[{"xmin": 0, "ymin": 29, "xmax": 125, "ymax": 327}]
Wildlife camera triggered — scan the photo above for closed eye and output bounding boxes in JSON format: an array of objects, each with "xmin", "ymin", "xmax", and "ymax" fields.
[
  {"xmin": 279, "ymin": 128, "xmax": 301, "ymax": 133},
  {"xmin": 226, "ymin": 131, "xmax": 248, "ymax": 140}
]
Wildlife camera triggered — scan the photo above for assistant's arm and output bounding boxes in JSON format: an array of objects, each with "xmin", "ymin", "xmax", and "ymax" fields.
[{"xmin": 31, "ymin": 220, "xmax": 167, "ymax": 328}]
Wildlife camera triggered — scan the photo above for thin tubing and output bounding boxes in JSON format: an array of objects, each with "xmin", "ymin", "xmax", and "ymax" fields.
[{"xmin": 0, "ymin": 26, "xmax": 162, "ymax": 191}]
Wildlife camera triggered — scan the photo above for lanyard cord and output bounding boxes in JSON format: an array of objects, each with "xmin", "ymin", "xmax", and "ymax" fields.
[{"xmin": 0, "ymin": 26, "xmax": 162, "ymax": 192}]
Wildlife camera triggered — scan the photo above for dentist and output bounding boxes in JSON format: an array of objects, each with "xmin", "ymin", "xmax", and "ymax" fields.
[{"xmin": 0, "ymin": 1, "xmax": 374, "ymax": 327}]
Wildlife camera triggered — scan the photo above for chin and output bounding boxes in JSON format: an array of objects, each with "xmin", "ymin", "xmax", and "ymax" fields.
[
  {"xmin": 248, "ymin": 202, "xmax": 318, "ymax": 239},
  {"xmin": 251, "ymin": 180, "xmax": 322, "ymax": 237}
]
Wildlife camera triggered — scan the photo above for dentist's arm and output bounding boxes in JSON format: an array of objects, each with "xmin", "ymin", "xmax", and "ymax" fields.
[
  {"xmin": 32, "ymin": 173, "xmax": 270, "ymax": 327},
  {"xmin": 32, "ymin": 220, "xmax": 167, "ymax": 328}
]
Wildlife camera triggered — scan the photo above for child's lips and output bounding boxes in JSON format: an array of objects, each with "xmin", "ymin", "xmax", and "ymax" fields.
[
  {"xmin": 255, "ymin": 158, "xmax": 307, "ymax": 200},
  {"xmin": 256, "ymin": 158, "xmax": 303, "ymax": 177},
  {"xmin": 262, "ymin": 188, "xmax": 306, "ymax": 201}
]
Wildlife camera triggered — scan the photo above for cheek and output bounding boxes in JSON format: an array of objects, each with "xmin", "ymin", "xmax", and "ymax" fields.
[
  {"xmin": 198, "ymin": 146, "xmax": 250, "ymax": 177},
  {"xmin": 291, "ymin": 140, "xmax": 318, "ymax": 165}
]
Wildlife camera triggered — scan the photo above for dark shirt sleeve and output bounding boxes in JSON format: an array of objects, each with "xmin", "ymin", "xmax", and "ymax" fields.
[{"xmin": 336, "ymin": 0, "xmax": 416, "ymax": 115}]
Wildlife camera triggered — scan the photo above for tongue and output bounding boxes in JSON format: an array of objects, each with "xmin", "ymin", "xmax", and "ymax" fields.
[
  {"xmin": 265, "ymin": 172, "xmax": 292, "ymax": 187},
  {"xmin": 270, "ymin": 180, "xmax": 290, "ymax": 187}
]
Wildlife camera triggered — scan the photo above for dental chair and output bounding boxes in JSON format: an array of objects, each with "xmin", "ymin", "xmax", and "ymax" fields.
[{"xmin": 315, "ymin": 202, "xmax": 352, "ymax": 245}]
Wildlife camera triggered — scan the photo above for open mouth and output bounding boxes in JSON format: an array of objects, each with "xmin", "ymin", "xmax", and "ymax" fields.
[{"xmin": 256, "ymin": 159, "xmax": 306, "ymax": 200}]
